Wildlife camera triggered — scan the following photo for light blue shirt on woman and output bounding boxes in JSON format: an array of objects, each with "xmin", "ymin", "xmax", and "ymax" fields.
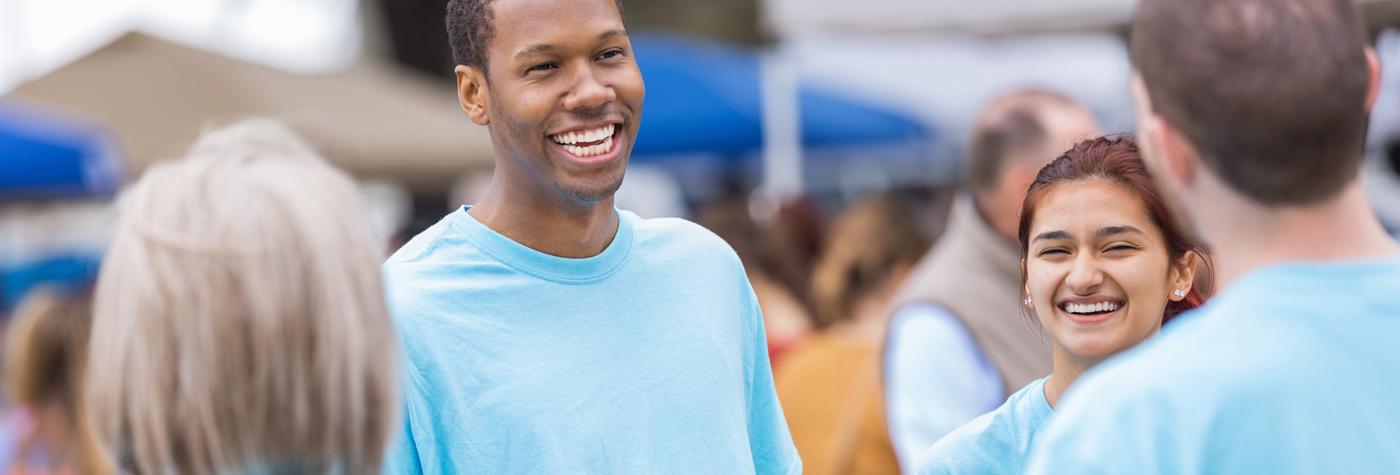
[
  {"xmin": 916, "ymin": 377, "xmax": 1051, "ymax": 475},
  {"xmin": 1027, "ymin": 258, "xmax": 1400, "ymax": 474},
  {"xmin": 382, "ymin": 207, "xmax": 801, "ymax": 474}
]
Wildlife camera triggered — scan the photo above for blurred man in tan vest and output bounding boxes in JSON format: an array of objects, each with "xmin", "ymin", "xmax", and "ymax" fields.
[{"xmin": 883, "ymin": 90, "xmax": 1100, "ymax": 472}]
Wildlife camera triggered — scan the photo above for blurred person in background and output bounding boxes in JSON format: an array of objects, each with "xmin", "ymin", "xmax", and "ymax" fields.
[
  {"xmin": 1027, "ymin": 0, "xmax": 1400, "ymax": 472},
  {"xmin": 84, "ymin": 120, "xmax": 399, "ymax": 475},
  {"xmin": 775, "ymin": 196, "xmax": 928, "ymax": 475},
  {"xmin": 382, "ymin": 0, "xmax": 799, "ymax": 472},
  {"xmin": 919, "ymin": 136, "xmax": 1208, "ymax": 474},
  {"xmin": 1, "ymin": 287, "xmax": 98, "ymax": 475},
  {"xmin": 883, "ymin": 89, "xmax": 1100, "ymax": 473},
  {"xmin": 1367, "ymin": 139, "xmax": 1400, "ymax": 237},
  {"xmin": 695, "ymin": 192, "xmax": 814, "ymax": 366}
]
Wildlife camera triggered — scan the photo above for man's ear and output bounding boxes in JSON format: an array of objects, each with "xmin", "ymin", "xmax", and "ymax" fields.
[
  {"xmin": 456, "ymin": 65, "xmax": 490, "ymax": 126},
  {"xmin": 1364, "ymin": 47, "xmax": 1381, "ymax": 113},
  {"xmin": 1152, "ymin": 116, "xmax": 1199, "ymax": 191}
]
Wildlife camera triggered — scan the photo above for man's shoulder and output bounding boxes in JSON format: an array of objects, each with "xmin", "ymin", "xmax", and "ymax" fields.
[
  {"xmin": 627, "ymin": 212, "xmax": 740, "ymax": 263},
  {"xmin": 385, "ymin": 213, "xmax": 466, "ymax": 269}
]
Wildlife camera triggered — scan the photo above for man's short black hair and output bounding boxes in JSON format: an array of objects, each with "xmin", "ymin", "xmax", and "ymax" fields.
[{"xmin": 446, "ymin": 0, "xmax": 625, "ymax": 72}]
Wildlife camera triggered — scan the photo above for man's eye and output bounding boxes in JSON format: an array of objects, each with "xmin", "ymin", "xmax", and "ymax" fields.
[
  {"xmin": 597, "ymin": 49, "xmax": 624, "ymax": 61},
  {"xmin": 527, "ymin": 63, "xmax": 558, "ymax": 73}
]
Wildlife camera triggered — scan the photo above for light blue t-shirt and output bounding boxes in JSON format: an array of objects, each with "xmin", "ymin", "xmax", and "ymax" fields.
[
  {"xmin": 1026, "ymin": 257, "xmax": 1400, "ymax": 474},
  {"xmin": 916, "ymin": 377, "xmax": 1050, "ymax": 475},
  {"xmin": 382, "ymin": 207, "xmax": 801, "ymax": 474}
]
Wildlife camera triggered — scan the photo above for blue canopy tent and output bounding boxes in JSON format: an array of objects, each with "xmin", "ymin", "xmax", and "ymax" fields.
[
  {"xmin": 0, "ymin": 101, "xmax": 119, "ymax": 314},
  {"xmin": 629, "ymin": 34, "xmax": 933, "ymax": 159},
  {"xmin": 0, "ymin": 100, "xmax": 123, "ymax": 199}
]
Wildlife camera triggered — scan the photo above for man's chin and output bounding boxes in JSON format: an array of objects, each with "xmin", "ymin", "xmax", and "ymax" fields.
[{"xmin": 561, "ymin": 177, "xmax": 625, "ymax": 205}]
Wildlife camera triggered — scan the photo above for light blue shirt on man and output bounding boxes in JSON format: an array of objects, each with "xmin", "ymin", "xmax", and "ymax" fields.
[
  {"xmin": 1026, "ymin": 258, "xmax": 1400, "ymax": 474},
  {"xmin": 917, "ymin": 377, "xmax": 1051, "ymax": 475},
  {"xmin": 382, "ymin": 207, "xmax": 801, "ymax": 474}
]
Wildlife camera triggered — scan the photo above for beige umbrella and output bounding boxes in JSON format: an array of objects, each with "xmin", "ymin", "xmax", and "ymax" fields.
[{"xmin": 6, "ymin": 31, "xmax": 494, "ymax": 193}]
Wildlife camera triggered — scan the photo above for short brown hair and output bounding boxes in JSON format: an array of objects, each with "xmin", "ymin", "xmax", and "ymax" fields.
[{"xmin": 1130, "ymin": 0, "xmax": 1370, "ymax": 205}]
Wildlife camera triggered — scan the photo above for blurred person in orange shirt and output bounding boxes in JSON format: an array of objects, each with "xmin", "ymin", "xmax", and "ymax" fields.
[{"xmin": 776, "ymin": 196, "xmax": 928, "ymax": 475}]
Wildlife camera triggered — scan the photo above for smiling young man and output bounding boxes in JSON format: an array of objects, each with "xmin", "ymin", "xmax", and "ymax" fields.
[
  {"xmin": 381, "ymin": 0, "xmax": 800, "ymax": 473},
  {"xmin": 1025, "ymin": 0, "xmax": 1400, "ymax": 473}
]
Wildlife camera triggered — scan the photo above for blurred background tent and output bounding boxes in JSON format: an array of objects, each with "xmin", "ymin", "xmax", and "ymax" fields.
[
  {"xmin": 627, "ymin": 33, "xmax": 937, "ymax": 202},
  {"xmin": 7, "ymin": 32, "xmax": 492, "ymax": 195}
]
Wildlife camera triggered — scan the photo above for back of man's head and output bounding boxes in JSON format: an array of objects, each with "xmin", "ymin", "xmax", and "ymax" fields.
[{"xmin": 1131, "ymin": 0, "xmax": 1370, "ymax": 206}]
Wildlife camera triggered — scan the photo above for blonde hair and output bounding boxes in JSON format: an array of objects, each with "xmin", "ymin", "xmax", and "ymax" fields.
[
  {"xmin": 811, "ymin": 197, "xmax": 928, "ymax": 328},
  {"xmin": 86, "ymin": 120, "xmax": 398, "ymax": 475}
]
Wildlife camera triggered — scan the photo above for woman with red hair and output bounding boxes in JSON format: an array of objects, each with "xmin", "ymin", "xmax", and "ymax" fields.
[{"xmin": 917, "ymin": 136, "xmax": 1212, "ymax": 474}]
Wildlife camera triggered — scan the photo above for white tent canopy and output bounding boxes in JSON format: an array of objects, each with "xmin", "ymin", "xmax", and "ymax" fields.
[{"xmin": 764, "ymin": 0, "xmax": 1395, "ymax": 37}]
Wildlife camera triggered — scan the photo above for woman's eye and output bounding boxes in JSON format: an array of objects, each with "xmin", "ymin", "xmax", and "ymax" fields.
[
  {"xmin": 1106, "ymin": 244, "xmax": 1139, "ymax": 253},
  {"xmin": 1038, "ymin": 248, "xmax": 1070, "ymax": 256},
  {"xmin": 527, "ymin": 63, "xmax": 557, "ymax": 73},
  {"xmin": 597, "ymin": 49, "xmax": 624, "ymax": 61}
]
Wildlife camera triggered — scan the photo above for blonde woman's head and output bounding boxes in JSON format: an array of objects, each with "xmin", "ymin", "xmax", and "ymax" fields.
[{"xmin": 87, "ymin": 119, "xmax": 398, "ymax": 475}]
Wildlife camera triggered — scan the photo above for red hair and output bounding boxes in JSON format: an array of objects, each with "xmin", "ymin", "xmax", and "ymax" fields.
[{"xmin": 1017, "ymin": 136, "xmax": 1212, "ymax": 323}]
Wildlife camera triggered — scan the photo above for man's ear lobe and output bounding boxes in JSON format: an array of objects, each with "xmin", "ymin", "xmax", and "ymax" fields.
[{"xmin": 456, "ymin": 65, "xmax": 490, "ymax": 126}]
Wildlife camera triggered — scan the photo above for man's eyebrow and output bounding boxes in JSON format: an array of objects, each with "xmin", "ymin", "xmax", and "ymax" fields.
[
  {"xmin": 1096, "ymin": 225, "xmax": 1145, "ymax": 239},
  {"xmin": 514, "ymin": 43, "xmax": 556, "ymax": 61},
  {"xmin": 598, "ymin": 29, "xmax": 625, "ymax": 42},
  {"xmin": 1033, "ymin": 230, "xmax": 1072, "ymax": 242},
  {"xmin": 513, "ymin": 29, "xmax": 627, "ymax": 61}
]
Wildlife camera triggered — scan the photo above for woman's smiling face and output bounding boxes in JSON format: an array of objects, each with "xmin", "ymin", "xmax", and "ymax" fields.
[{"xmin": 1024, "ymin": 178, "xmax": 1192, "ymax": 361}]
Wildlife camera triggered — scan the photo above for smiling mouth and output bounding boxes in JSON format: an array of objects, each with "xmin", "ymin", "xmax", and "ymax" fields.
[
  {"xmin": 549, "ymin": 124, "xmax": 617, "ymax": 158},
  {"xmin": 1059, "ymin": 300, "xmax": 1123, "ymax": 317}
]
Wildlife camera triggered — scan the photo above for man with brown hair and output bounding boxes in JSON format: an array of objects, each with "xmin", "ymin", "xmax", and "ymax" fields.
[
  {"xmin": 1026, "ymin": 0, "xmax": 1400, "ymax": 472},
  {"xmin": 883, "ymin": 89, "xmax": 1099, "ymax": 473}
]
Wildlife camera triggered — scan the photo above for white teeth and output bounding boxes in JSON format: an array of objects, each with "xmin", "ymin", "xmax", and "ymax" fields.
[
  {"xmin": 552, "ymin": 124, "xmax": 616, "ymax": 145},
  {"xmin": 562, "ymin": 136, "xmax": 614, "ymax": 158},
  {"xmin": 1064, "ymin": 302, "xmax": 1120, "ymax": 314}
]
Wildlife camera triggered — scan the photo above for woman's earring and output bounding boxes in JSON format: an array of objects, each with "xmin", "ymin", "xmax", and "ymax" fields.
[
  {"xmin": 1172, "ymin": 289, "xmax": 1186, "ymax": 299},
  {"xmin": 1024, "ymin": 297, "xmax": 1033, "ymax": 306}
]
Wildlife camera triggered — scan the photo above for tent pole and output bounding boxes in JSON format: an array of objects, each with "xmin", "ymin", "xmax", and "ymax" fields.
[{"xmin": 760, "ymin": 44, "xmax": 803, "ymax": 198}]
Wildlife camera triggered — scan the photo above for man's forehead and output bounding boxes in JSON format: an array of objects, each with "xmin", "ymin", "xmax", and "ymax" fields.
[{"xmin": 489, "ymin": 0, "xmax": 624, "ymax": 50}]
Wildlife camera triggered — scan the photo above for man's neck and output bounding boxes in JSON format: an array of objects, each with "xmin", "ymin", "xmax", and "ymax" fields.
[
  {"xmin": 469, "ymin": 181, "xmax": 619, "ymax": 259},
  {"xmin": 1197, "ymin": 182, "xmax": 1400, "ymax": 289},
  {"xmin": 970, "ymin": 192, "xmax": 1018, "ymax": 244}
]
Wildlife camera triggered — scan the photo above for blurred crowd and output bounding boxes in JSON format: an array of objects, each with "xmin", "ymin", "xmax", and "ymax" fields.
[{"xmin": 0, "ymin": 0, "xmax": 1398, "ymax": 473}]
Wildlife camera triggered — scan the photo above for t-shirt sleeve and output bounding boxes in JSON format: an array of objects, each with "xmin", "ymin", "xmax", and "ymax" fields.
[
  {"xmin": 382, "ymin": 270, "xmax": 431, "ymax": 475},
  {"xmin": 383, "ymin": 401, "xmax": 425, "ymax": 474},
  {"xmin": 740, "ymin": 278, "xmax": 804, "ymax": 474}
]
